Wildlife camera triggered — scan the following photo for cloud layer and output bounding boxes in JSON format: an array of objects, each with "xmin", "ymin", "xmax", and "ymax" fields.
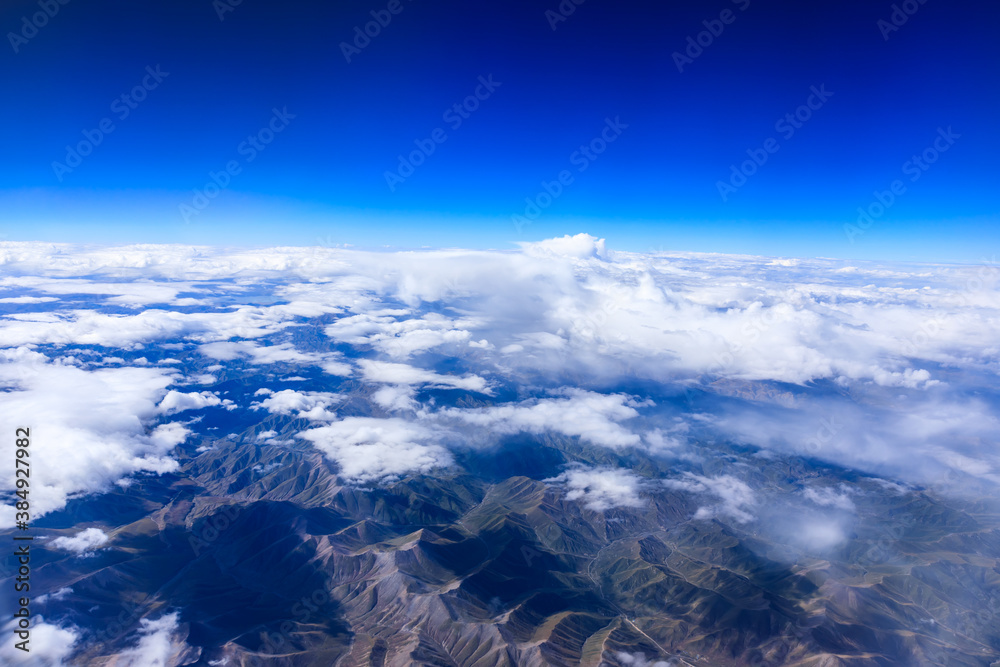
[{"xmin": 1, "ymin": 237, "xmax": 997, "ymax": 516}]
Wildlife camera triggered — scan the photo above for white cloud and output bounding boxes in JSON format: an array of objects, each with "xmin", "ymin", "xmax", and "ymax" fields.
[
  {"xmin": 521, "ymin": 233, "xmax": 609, "ymax": 260},
  {"xmin": 0, "ymin": 276, "xmax": 206, "ymax": 307},
  {"xmin": 0, "ymin": 616, "xmax": 78, "ymax": 666},
  {"xmin": 325, "ymin": 311, "xmax": 475, "ymax": 358},
  {"xmin": 199, "ymin": 341, "xmax": 296, "ymax": 363},
  {"xmin": 299, "ymin": 417, "xmax": 452, "ymax": 482},
  {"xmin": 358, "ymin": 359, "xmax": 490, "ymax": 393},
  {"xmin": 117, "ymin": 612, "xmax": 192, "ymax": 667},
  {"xmin": 253, "ymin": 461, "xmax": 283, "ymax": 475},
  {"xmin": 546, "ymin": 466, "xmax": 646, "ymax": 511},
  {"xmin": 643, "ymin": 425, "xmax": 686, "ymax": 453},
  {"xmin": 0, "ymin": 296, "xmax": 59, "ymax": 304},
  {"xmin": 614, "ymin": 651, "xmax": 675, "ymax": 667},
  {"xmin": 157, "ymin": 390, "xmax": 228, "ymax": 415},
  {"xmin": 664, "ymin": 474, "xmax": 757, "ymax": 523},
  {"xmin": 49, "ymin": 527, "xmax": 110, "ymax": 553},
  {"xmin": 802, "ymin": 485, "xmax": 856, "ymax": 511},
  {"xmin": 36, "ymin": 587, "xmax": 73, "ymax": 605},
  {"xmin": 198, "ymin": 340, "xmax": 351, "ymax": 377},
  {"xmin": 0, "ymin": 307, "xmax": 292, "ymax": 349},
  {"xmin": 439, "ymin": 390, "xmax": 647, "ymax": 449},
  {"xmin": 765, "ymin": 503, "xmax": 854, "ymax": 554},
  {"xmin": 320, "ymin": 360, "xmax": 353, "ymax": 376},
  {"xmin": 794, "ymin": 520, "xmax": 849, "ymax": 551},
  {"xmin": 252, "ymin": 389, "xmax": 342, "ymax": 421},
  {"xmin": 371, "ymin": 384, "xmax": 418, "ymax": 411},
  {"xmin": 0, "ymin": 348, "xmax": 187, "ymax": 527},
  {"xmin": 715, "ymin": 396, "xmax": 1000, "ymax": 491}
]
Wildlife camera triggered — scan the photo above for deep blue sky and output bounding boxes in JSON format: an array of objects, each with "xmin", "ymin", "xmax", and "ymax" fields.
[{"xmin": 0, "ymin": 0, "xmax": 996, "ymax": 261}]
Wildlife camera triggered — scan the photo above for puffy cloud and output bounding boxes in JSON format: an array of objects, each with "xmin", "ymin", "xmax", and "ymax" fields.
[
  {"xmin": 664, "ymin": 474, "xmax": 757, "ymax": 523},
  {"xmin": 49, "ymin": 527, "xmax": 110, "ymax": 553},
  {"xmin": 158, "ymin": 390, "xmax": 231, "ymax": 415},
  {"xmin": 642, "ymin": 428, "xmax": 685, "ymax": 453},
  {"xmin": 371, "ymin": 384, "xmax": 418, "ymax": 411},
  {"xmin": 299, "ymin": 418, "xmax": 452, "ymax": 482},
  {"xmin": 439, "ymin": 390, "xmax": 648, "ymax": 449},
  {"xmin": 0, "ymin": 348, "xmax": 187, "ymax": 527},
  {"xmin": 0, "ymin": 617, "xmax": 79, "ymax": 666},
  {"xmin": 253, "ymin": 461, "xmax": 283, "ymax": 475},
  {"xmin": 319, "ymin": 360, "xmax": 353, "ymax": 376},
  {"xmin": 117, "ymin": 612, "xmax": 193, "ymax": 667},
  {"xmin": 325, "ymin": 311, "xmax": 476, "ymax": 358},
  {"xmin": 546, "ymin": 466, "xmax": 646, "ymax": 510},
  {"xmin": 252, "ymin": 389, "xmax": 343, "ymax": 421},
  {"xmin": 521, "ymin": 233, "xmax": 609, "ymax": 260}
]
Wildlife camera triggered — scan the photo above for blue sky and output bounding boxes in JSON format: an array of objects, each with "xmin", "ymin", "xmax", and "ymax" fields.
[{"xmin": 0, "ymin": 0, "xmax": 996, "ymax": 261}]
